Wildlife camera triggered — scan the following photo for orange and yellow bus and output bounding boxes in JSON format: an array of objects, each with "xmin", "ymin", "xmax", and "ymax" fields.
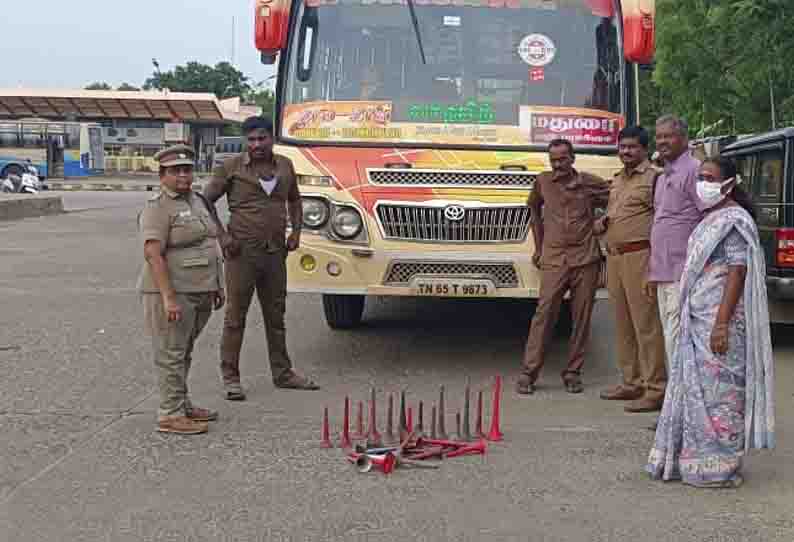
[{"xmin": 254, "ymin": 0, "xmax": 655, "ymax": 328}]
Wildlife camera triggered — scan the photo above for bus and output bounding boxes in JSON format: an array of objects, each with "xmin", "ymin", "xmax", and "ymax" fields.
[
  {"xmin": 253, "ymin": 0, "xmax": 656, "ymax": 329},
  {"xmin": 213, "ymin": 136, "xmax": 245, "ymax": 169},
  {"xmin": 0, "ymin": 120, "xmax": 105, "ymax": 179}
]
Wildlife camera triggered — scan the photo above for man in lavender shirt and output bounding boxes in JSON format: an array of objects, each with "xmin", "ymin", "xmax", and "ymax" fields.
[{"xmin": 645, "ymin": 115, "xmax": 707, "ymax": 420}]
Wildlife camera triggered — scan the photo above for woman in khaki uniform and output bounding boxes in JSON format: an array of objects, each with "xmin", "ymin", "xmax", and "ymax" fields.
[{"xmin": 137, "ymin": 144, "xmax": 227, "ymax": 435}]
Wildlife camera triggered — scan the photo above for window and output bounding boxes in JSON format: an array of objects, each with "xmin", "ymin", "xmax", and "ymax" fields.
[{"xmin": 754, "ymin": 150, "xmax": 784, "ymax": 201}]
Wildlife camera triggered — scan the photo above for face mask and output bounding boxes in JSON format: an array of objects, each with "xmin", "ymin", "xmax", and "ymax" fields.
[{"xmin": 696, "ymin": 176, "xmax": 734, "ymax": 208}]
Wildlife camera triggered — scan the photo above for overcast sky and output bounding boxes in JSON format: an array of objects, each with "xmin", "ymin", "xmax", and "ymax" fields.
[{"xmin": 1, "ymin": 0, "xmax": 276, "ymax": 90}]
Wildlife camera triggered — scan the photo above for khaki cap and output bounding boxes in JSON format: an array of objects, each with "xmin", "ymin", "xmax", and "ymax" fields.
[{"xmin": 155, "ymin": 144, "xmax": 195, "ymax": 168}]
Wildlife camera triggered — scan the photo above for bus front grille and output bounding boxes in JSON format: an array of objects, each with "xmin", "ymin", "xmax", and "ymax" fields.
[{"xmin": 375, "ymin": 203, "xmax": 531, "ymax": 243}]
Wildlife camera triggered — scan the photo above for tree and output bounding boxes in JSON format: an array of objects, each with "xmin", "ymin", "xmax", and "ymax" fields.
[
  {"xmin": 248, "ymin": 87, "xmax": 275, "ymax": 118},
  {"xmin": 143, "ymin": 61, "xmax": 252, "ymax": 99},
  {"xmin": 85, "ymin": 82, "xmax": 112, "ymax": 90},
  {"xmin": 646, "ymin": 0, "xmax": 794, "ymax": 137},
  {"xmin": 117, "ymin": 83, "xmax": 140, "ymax": 91}
]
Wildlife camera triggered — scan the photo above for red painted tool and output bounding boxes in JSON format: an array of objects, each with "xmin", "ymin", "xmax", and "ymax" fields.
[
  {"xmin": 366, "ymin": 387, "xmax": 383, "ymax": 448},
  {"xmin": 349, "ymin": 451, "xmax": 396, "ymax": 474},
  {"xmin": 430, "ymin": 404, "xmax": 437, "ymax": 439},
  {"xmin": 444, "ymin": 438, "xmax": 487, "ymax": 458},
  {"xmin": 339, "ymin": 396, "xmax": 352, "ymax": 449},
  {"xmin": 353, "ymin": 400, "xmax": 365, "ymax": 439},
  {"xmin": 386, "ymin": 393, "xmax": 395, "ymax": 443},
  {"xmin": 487, "ymin": 375, "xmax": 504, "ymax": 442}
]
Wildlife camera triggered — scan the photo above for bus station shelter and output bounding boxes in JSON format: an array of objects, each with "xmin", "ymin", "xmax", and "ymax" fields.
[{"xmin": 0, "ymin": 89, "xmax": 256, "ymax": 177}]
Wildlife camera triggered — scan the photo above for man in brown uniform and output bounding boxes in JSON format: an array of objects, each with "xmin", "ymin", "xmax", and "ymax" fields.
[
  {"xmin": 138, "ymin": 144, "xmax": 226, "ymax": 434},
  {"xmin": 204, "ymin": 116, "xmax": 320, "ymax": 400},
  {"xmin": 596, "ymin": 126, "xmax": 667, "ymax": 412},
  {"xmin": 517, "ymin": 139, "xmax": 610, "ymax": 395}
]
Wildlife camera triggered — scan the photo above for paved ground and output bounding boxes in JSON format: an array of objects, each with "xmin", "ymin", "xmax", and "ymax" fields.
[{"xmin": 1, "ymin": 191, "xmax": 794, "ymax": 542}]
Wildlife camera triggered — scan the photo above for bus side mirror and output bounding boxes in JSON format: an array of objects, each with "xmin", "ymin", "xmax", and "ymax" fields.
[
  {"xmin": 622, "ymin": 0, "xmax": 655, "ymax": 64},
  {"xmin": 255, "ymin": 0, "xmax": 292, "ymax": 59}
]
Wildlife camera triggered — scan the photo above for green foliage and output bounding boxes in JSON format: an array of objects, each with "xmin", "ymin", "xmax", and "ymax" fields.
[
  {"xmin": 644, "ymin": 0, "xmax": 794, "ymax": 138},
  {"xmin": 249, "ymin": 87, "xmax": 275, "ymax": 119},
  {"xmin": 85, "ymin": 82, "xmax": 112, "ymax": 90},
  {"xmin": 143, "ymin": 61, "xmax": 252, "ymax": 99}
]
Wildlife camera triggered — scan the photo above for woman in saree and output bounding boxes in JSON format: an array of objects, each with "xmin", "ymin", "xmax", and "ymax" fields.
[{"xmin": 646, "ymin": 156, "xmax": 775, "ymax": 488}]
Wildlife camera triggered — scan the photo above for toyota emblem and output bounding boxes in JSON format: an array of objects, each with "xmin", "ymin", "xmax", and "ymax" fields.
[{"xmin": 443, "ymin": 205, "xmax": 466, "ymax": 222}]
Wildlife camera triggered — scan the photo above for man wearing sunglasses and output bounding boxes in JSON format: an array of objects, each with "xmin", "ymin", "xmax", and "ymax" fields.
[{"xmin": 204, "ymin": 116, "xmax": 320, "ymax": 400}]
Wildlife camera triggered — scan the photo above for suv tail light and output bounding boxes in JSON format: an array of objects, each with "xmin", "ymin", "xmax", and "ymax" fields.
[{"xmin": 776, "ymin": 228, "xmax": 794, "ymax": 266}]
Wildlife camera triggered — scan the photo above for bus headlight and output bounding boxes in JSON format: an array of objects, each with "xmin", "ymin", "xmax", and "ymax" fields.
[
  {"xmin": 302, "ymin": 198, "xmax": 329, "ymax": 228},
  {"xmin": 331, "ymin": 207, "xmax": 363, "ymax": 239}
]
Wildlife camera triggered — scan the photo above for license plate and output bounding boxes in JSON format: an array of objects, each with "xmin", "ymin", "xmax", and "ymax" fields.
[{"xmin": 410, "ymin": 279, "xmax": 494, "ymax": 297}]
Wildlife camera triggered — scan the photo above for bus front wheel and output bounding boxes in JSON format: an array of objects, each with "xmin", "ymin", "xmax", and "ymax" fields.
[{"xmin": 322, "ymin": 294, "xmax": 365, "ymax": 329}]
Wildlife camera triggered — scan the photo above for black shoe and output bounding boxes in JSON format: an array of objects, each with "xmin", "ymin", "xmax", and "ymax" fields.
[{"xmin": 226, "ymin": 391, "xmax": 246, "ymax": 401}]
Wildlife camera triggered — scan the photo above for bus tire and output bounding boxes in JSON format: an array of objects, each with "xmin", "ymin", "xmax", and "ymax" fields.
[{"xmin": 322, "ymin": 294, "xmax": 365, "ymax": 329}]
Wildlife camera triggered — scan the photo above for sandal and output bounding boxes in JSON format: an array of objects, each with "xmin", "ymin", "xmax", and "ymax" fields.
[
  {"xmin": 274, "ymin": 371, "xmax": 320, "ymax": 390},
  {"xmin": 564, "ymin": 378, "xmax": 584, "ymax": 394},
  {"xmin": 516, "ymin": 376, "xmax": 536, "ymax": 395}
]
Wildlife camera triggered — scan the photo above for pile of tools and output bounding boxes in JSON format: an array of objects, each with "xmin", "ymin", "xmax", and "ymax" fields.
[{"xmin": 319, "ymin": 375, "xmax": 505, "ymax": 474}]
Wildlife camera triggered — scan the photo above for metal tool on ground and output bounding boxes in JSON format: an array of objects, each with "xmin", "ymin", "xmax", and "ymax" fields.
[
  {"xmin": 339, "ymin": 396, "xmax": 353, "ymax": 449},
  {"xmin": 475, "ymin": 390, "xmax": 484, "ymax": 438},
  {"xmin": 390, "ymin": 430, "xmax": 441, "ymax": 469},
  {"xmin": 352, "ymin": 451, "xmax": 396, "ymax": 474},
  {"xmin": 417, "ymin": 437, "xmax": 470, "ymax": 449},
  {"xmin": 444, "ymin": 438, "xmax": 487, "ymax": 459},
  {"xmin": 386, "ymin": 393, "xmax": 395, "ymax": 443},
  {"xmin": 462, "ymin": 380, "xmax": 471, "ymax": 441},
  {"xmin": 403, "ymin": 445, "xmax": 445, "ymax": 461},
  {"xmin": 355, "ymin": 444, "xmax": 399, "ymax": 454},
  {"xmin": 353, "ymin": 400, "xmax": 365, "ymax": 439},
  {"xmin": 416, "ymin": 401, "xmax": 425, "ymax": 438},
  {"xmin": 366, "ymin": 387, "xmax": 383, "ymax": 448},
  {"xmin": 399, "ymin": 390, "xmax": 408, "ymax": 442},
  {"xmin": 331, "ymin": 376, "xmax": 504, "ymax": 474},
  {"xmin": 321, "ymin": 407, "xmax": 332, "ymax": 448},
  {"xmin": 438, "ymin": 385, "xmax": 448, "ymax": 439},
  {"xmin": 487, "ymin": 375, "xmax": 504, "ymax": 442}
]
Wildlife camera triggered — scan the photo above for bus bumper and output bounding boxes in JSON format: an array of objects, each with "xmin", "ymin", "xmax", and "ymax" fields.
[{"xmin": 286, "ymin": 239, "xmax": 608, "ymax": 300}]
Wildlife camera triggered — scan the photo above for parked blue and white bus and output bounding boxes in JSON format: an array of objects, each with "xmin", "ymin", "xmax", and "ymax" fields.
[{"xmin": 0, "ymin": 120, "xmax": 105, "ymax": 179}]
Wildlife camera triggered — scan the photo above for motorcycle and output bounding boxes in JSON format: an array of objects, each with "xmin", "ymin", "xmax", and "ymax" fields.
[{"xmin": 1, "ymin": 163, "xmax": 42, "ymax": 194}]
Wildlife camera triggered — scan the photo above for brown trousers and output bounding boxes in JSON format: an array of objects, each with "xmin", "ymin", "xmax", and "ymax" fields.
[
  {"xmin": 144, "ymin": 293, "xmax": 213, "ymax": 417},
  {"xmin": 606, "ymin": 249, "xmax": 667, "ymax": 400},
  {"xmin": 220, "ymin": 243, "xmax": 292, "ymax": 391},
  {"xmin": 521, "ymin": 261, "xmax": 599, "ymax": 383}
]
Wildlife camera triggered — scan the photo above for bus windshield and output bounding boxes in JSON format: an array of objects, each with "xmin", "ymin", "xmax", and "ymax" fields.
[{"xmin": 281, "ymin": 0, "xmax": 624, "ymax": 149}]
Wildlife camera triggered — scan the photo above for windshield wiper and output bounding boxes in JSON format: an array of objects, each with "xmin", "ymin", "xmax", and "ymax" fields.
[{"xmin": 406, "ymin": 0, "xmax": 427, "ymax": 64}]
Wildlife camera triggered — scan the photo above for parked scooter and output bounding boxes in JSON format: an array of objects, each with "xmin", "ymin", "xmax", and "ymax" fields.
[{"xmin": 1, "ymin": 163, "xmax": 43, "ymax": 194}]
